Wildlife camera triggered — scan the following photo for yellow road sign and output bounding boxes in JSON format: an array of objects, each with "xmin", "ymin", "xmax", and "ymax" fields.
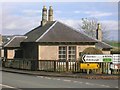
[{"xmin": 80, "ymin": 63, "xmax": 99, "ymax": 69}]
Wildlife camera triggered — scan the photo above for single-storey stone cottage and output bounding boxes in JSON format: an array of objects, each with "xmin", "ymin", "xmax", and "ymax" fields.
[{"xmin": 4, "ymin": 6, "xmax": 112, "ymax": 62}]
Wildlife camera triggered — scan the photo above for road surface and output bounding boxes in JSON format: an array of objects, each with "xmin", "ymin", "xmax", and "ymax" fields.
[{"xmin": 1, "ymin": 71, "xmax": 119, "ymax": 89}]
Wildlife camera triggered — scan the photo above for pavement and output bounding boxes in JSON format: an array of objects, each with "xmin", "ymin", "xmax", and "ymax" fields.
[{"xmin": 1, "ymin": 67, "xmax": 120, "ymax": 80}]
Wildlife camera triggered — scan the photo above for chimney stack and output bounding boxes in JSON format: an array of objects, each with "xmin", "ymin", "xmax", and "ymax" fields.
[
  {"xmin": 41, "ymin": 6, "xmax": 47, "ymax": 26},
  {"xmin": 96, "ymin": 23, "xmax": 102, "ymax": 41},
  {"xmin": 48, "ymin": 6, "xmax": 53, "ymax": 22}
]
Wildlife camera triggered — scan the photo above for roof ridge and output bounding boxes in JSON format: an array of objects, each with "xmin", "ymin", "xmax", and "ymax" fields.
[
  {"xmin": 24, "ymin": 26, "xmax": 41, "ymax": 36},
  {"xmin": 36, "ymin": 21, "xmax": 57, "ymax": 42}
]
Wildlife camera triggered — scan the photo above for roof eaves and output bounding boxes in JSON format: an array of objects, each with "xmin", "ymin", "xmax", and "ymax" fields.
[
  {"xmin": 4, "ymin": 36, "xmax": 16, "ymax": 47},
  {"xmin": 100, "ymin": 41, "xmax": 113, "ymax": 49},
  {"xmin": 83, "ymin": 33, "xmax": 113, "ymax": 49},
  {"xmin": 36, "ymin": 21, "xmax": 58, "ymax": 42},
  {"xmin": 4, "ymin": 36, "xmax": 27, "ymax": 47},
  {"xmin": 95, "ymin": 38, "xmax": 113, "ymax": 48}
]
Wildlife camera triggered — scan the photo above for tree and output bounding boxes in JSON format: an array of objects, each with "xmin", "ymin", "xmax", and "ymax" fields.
[{"xmin": 79, "ymin": 18, "xmax": 109, "ymax": 40}]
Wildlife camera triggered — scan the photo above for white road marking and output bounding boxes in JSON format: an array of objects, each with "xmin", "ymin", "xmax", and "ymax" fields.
[
  {"xmin": 56, "ymin": 78, "xmax": 61, "ymax": 80},
  {"xmin": 44, "ymin": 77, "xmax": 48, "ymax": 79},
  {"xmin": 78, "ymin": 82, "xmax": 83, "ymax": 84},
  {"xmin": 0, "ymin": 84, "xmax": 15, "ymax": 88},
  {"xmin": 45, "ymin": 77, "xmax": 61, "ymax": 81},
  {"xmin": 63, "ymin": 79, "xmax": 71, "ymax": 82},
  {"xmin": 45, "ymin": 77, "xmax": 52, "ymax": 80},
  {"xmin": 85, "ymin": 82, "xmax": 94, "ymax": 85},
  {"xmin": 100, "ymin": 85, "xmax": 110, "ymax": 88},
  {"xmin": 37, "ymin": 76, "xmax": 114, "ymax": 88},
  {"xmin": 73, "ymin": 81, "xmax": 78, "ymax": 83},
  {"xmin": 37, "ymin": 76, "xmax": 44, "ymax": 78},
  {"xmin": 95, "ymin": 84, "xmax": 111, "ymax": 88}
]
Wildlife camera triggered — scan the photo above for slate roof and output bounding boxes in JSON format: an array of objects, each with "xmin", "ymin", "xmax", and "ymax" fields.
[
  {"xmin": 23, "ymin": 21, "xmax": 97, "ymax": 43},
  {"xmin": 95, "ymin": 41, "xmax": 113, "ymax": 49},
  {"xmin": 4, "ymin": 36, "xmax": 27, "ymax": 48}
]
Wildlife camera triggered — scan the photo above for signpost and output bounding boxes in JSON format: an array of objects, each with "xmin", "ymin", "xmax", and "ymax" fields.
[
  {"xmin": 82, "ymin": 55, "xmax": 113, "ymax": 62},
  {"xmin": 81, "ymin": 54, "xmax": 119, "ymax": 74}
]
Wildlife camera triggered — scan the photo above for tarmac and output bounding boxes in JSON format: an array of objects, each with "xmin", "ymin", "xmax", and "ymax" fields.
[{"xmin": 1, "ymin": 67, "xmax": 119, "ymax": 80}]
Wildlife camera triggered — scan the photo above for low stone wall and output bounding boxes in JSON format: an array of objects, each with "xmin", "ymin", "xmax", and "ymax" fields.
[{"xmin": 4, "ymin": 59, "xmax": 32, "ymax": 70}]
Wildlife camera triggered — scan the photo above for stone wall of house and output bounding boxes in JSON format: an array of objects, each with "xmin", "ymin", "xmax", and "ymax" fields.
[
  {"xmin": 102, "ymin": 50, "xmax": 111, "ymax": 54},
  {"xmin": 38, "ymin": 44, "xmax": 95, "ymax": 61},
  {"xmin": 38, "ymin": 45, "xmax": 58, "ymax": 60},
  {"xmin": 19, "ymin": 43, "xmax": 110, "ymax": 61},
  {"xmin": 6, "ymin": 49, "xmax": 15, "ymax": 59},
  {"xmin": 1, "ymin": 49, "xmax": 4, "ymax": 57}
]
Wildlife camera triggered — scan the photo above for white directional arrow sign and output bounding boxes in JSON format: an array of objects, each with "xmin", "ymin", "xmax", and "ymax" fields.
[{"xmin": 82, "ymin": 55, "xmax": 113, "ymax": 62}]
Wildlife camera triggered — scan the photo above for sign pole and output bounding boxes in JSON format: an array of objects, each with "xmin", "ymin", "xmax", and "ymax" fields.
[{"xmin": 87, "ymin": 69, "xmax": 89, "ymax": 74}]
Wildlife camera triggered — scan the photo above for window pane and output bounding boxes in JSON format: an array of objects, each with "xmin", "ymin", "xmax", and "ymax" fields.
[
  {"xmin": 69, "ymin": 51, "xmax": 71, "ymax": 54},
  {"xmin": 59, "ymin": 51, "xmax": 62, "ymax": 54},
  {"xmin": 63, "ymin": 51, "xmax": 66, "ymax": 54},
  {"xmin": 59, "ymin": 47, "xmax": 62, "ymax": 50},
  {"xmin": 69, "ymin": 47, "xmax": 71, "ymax": 50},
  {"xmin": 63, "ymin": 47, "xmax": 66, "ymax": 50}
]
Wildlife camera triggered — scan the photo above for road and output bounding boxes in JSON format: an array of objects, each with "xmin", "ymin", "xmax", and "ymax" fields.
[{"xmin": 1, "ymin": 71, "xmax": 119, "ymax": 89}]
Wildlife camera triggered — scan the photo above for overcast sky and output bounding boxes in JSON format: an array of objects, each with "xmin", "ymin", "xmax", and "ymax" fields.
[{"xmin": 0, "ymin": 1, "xmax": 119, "ymax": 41}]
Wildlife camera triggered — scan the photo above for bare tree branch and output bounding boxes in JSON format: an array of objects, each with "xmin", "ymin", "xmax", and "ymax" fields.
[{"xmin": 79, "ymin": 17, "xmax": 109, "ymax": 40}]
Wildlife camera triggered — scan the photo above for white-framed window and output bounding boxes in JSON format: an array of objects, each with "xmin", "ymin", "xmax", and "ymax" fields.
[
  {"xmin": 58, "ymin": 46, "xmax": 76, "ymax": 61},
  {"xmin": 59, "ymin": 46, "xmax": 67, "ymax": 61},
  {"xmin": 68, "ymin": 46, "xmax": 76, "ymax": 61}
]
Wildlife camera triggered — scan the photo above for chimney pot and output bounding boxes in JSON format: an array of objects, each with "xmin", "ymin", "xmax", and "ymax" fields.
[
  {"xmin": 48, "ymin": 6, "xmax": 53, "ymax": 21},
  {"xmin": 41, "ymin": 6, "xmax": 47, "ymax": 26},
  {"xmin": 96, "ymin": 23, "xmax": 102, "ymax": 41}
]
